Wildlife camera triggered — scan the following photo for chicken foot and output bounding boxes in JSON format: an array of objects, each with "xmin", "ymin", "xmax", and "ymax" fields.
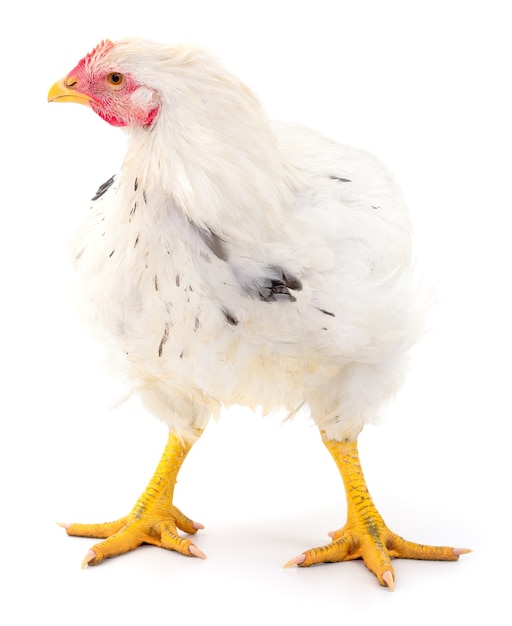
[
  {"xmin": 285, "ymin": 436, "xmax": 469, "ymax": 590},
  {"xmin": 61, "ymin": 430, "xmax": 206, "ymax": 567}
]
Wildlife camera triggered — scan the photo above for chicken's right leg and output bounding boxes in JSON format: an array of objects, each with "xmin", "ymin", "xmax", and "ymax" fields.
[
  {"xmin": 60, "ymin": 429, "xmax": 205, "ymax": 567},
  {"xmin": 285, "ymin": 436, "xmax": 469, "ymax": 589}
]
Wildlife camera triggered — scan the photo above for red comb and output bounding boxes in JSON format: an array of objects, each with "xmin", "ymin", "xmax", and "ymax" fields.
[{"xmin": 76, "ymin": 39, "xmax": 114, "ymax": 72}]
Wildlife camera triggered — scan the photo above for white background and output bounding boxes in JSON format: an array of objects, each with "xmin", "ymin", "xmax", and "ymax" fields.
[{"xmin": 1, "ymin": 1, "xmax": 509, "ymax": 623}]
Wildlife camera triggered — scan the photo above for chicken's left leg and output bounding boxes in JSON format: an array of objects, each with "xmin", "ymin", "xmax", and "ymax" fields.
[
  {"xmin": 61, "ymin": 430, "xmax": 205, "ymax": 567},
  {"xmin": 286, "ymin": 436, "xmax": 469, "ymax": 589}
]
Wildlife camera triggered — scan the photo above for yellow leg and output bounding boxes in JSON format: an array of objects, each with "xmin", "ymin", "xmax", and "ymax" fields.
[
  {"xmin": 62, "ymin": 430, "xmax": 205, "ymax": 567},
  {"xmin": 286, "ymin": 436, "xmax": 469, "ymax": 589}
]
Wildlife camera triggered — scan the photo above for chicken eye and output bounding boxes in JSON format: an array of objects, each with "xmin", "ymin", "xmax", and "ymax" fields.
[{"xmin": 106, "ymin": 72, "xmax": 125, "ymax": 88}]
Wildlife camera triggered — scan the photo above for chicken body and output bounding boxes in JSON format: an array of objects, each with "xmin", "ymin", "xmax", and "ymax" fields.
[
  {"xmin": 75, "ymin": 127, "xmax": 416, "ymax": 443},
  {"xmin": 49, "ymin": 38, "xmax": 466, "ymax": 588}
]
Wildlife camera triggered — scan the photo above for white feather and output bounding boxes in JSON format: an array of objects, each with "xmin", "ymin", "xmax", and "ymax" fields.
[{"xmin": 69, "ymin": 38, "xmax": 427, "ymax": 442}]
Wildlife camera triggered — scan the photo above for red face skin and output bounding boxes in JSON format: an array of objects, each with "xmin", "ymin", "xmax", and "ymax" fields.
[{"xmin": 65, "ymin": 40, "xmax": 160, "ymax": 128}]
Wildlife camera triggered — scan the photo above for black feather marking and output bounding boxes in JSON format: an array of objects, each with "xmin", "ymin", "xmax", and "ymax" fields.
[
  {"xmin": 222, "ymin": 309, "xmax": 239, "ymax": 325},
  {"xmin": 194, "ymin": 318, "xmax": 200, "ymax": 331},
  {"xmin": 175, "ymin": 274, "xmax": 180, "ymax": 287},
  {"xmin": 259, "ymin": 279, "xmax": 296, "ymax": 302},
  {"xmin": 109, "ymin": 250, "xmax": 115, "ymax": 258},
  {"xmin": 154, "ymin": 275, "xmax": 159, "ymax": 291},
  {"xmin": 91, "ymin": 175, "xmax": 115, "ymax": 201},
  {"xmin": 281, "ymin": 270, "xmax": 302, "ymax": 291},
  {"xmin": 130, "ymin": 202, "xmax": 137, "ymax": 217},
  {"xmin": 193, "ymin": 224, "xmax": 228, "ymax": 261},
  {"xmin": 134, "ymin": 177, "xmax": 138, "ymax": 191},
  {"xmin": 371, "ymin": 205, "xmax": 380, "ymax": 210},
  {"xmin": 158, "ymin": 324, "xmax": 170, "ymax": 357},
  {"xmin": 316, "ymin": 307, "xmax": 336, "ymax": 317},
  {"xmin": 258, "ymin": 270, "xmax": 302, "ymax": 303},
  {"xmin": 143, "ymin": 190, "xmax": 148, "ymax": 204},
  {"xmin": 205, "ymin": 230, "xmax": 228, "ymax": 261},
  {"xmin": 330, "ymin": 176, "xmax": 352, "ymax": 183},
  {"xmin": 134, "ymin": 234, "xmax": 140, "ymax": 248}
]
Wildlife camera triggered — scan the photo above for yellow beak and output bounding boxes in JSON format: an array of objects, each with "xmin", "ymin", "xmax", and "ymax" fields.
[{"xmin": 48, "ymin": 77, "xmax": 92, "ymax": 106}]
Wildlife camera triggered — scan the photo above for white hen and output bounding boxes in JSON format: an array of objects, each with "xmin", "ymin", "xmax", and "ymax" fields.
[{"xmin": 48, "ymin": 38, "xmax": 468, "ymax": 589}]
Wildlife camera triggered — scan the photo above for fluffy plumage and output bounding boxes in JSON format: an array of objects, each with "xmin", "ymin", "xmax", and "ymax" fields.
[
  {"xmin": 49, "ymin": 38, "xmax": 466, "ymax": 587},
  {"xmin": 60, "ymin": 38, "xmax": 422, "ymax": 442}
]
